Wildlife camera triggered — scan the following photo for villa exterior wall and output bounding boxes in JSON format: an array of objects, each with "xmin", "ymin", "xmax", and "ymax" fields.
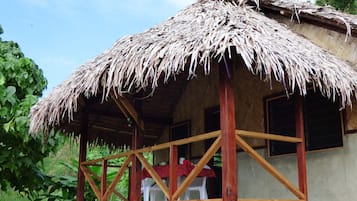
[
  {"xmin": 155, "ymin": 65, "xmax": 284, "ymax": 162},
  {"xmin": 271, "ymin": 15, "xmax": 357, "ymax": 132},
  {"xmin": 272, "ymin": 16, "xmax": 357, "ymax": 64},
  {"xmin": 235, "ymin": 16, "xmax": 357, "ymax": 200},
  {"xmin": 238, "ymin": 133, "xmax": 357, "ymax": 200}
]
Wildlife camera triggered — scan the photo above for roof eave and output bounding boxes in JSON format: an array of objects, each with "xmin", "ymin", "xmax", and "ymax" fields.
[{"xmin": 258, "ymin": 0, "xmax": 357, "ymax": 37}]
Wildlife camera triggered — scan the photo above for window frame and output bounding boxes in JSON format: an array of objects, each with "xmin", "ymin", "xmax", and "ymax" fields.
[{"xmin": 264, "ymin": 91, "xmax": 344, "ymax": 157}]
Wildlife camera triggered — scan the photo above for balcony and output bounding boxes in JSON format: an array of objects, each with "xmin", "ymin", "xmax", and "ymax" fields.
[{"xmin": 80, "ymin": 130, "xmax": 306, "ymax": 201}]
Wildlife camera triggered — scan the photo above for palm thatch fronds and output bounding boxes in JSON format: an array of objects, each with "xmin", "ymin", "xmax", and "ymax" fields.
[
  {"xmin": 30, "ymin": 0, "xmax": 357, "ymax": 135},
  {"xmin": 260, "ymin": 0, "xmax": 357, "ymax": 38}
]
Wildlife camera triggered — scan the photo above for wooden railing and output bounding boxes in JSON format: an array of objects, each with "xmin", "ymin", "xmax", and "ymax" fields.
[{"xmin": 80, "ymin": 130, "xmax": 306, "ymax": 201}]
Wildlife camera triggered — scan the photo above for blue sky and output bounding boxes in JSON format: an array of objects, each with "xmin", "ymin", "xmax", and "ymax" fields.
[{"xmin": 0, "ymin": 0, "xmax": 195, "ymax": 95}]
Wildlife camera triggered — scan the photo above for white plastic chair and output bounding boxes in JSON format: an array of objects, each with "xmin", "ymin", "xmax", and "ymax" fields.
[
  {"xmin": 141, "ymin": 178, "xmax": 167, "ymax": 201},
  {"xmin": 183, "ymin": 177, "xmax": 208, "ymax": 200}
]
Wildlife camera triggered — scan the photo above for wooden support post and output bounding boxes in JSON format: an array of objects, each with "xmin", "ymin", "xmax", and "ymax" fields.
[
  {"xmin": 295, "ymin": 95, "xmax": 308, "ymax": 201},
  {"xmin": 219, "ymin": 60, "xmax": 237, "ymax": 201},
  {"xmin": 169, "ymin": 145, "xmax": 178, "ymax": 201},
  {"xmin": 101, "ymin": 160, "xmax": 108, "ymax": 201},
  {"xmin": 130, "ymin": 126, "xmax": 143, "ymax": 201},
  {"xmin": 76, "ymin": 112, "xmax": 88, "ymax": 201}
]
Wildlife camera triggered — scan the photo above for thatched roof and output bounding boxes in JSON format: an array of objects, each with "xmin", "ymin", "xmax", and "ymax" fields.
[
  {"xmin": 259, "ymin": 0, "xmax": 357, "ymax": 37},
  {"xmin": 30, "ymin": 0, "xmax": 357, "ymax": 146}
]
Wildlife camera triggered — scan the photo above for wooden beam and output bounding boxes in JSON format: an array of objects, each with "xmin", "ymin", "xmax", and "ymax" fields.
[
  {"xmin": 169, "ymin": 145, "xmax": 178, "ymax": 201},
  {"xmin": 118, "ymin": 96, "xmax": 144, "ymax": 129},
  {"xmin": 295, "ymin": 95, "xmax": 308, "ymax": 201},
  {"xmin": 136, "ymin": 153, "xmax": 170, "ymax": 199},
  {"xmin": 101, "ymin": 160, "xmax": 108, "ymax": 201},
  {"xmin": 82, "ymin": 167, "xmax": 101, "ymax": 181},
  {"xmin": 85, "ymin": 164, "xmax": 121, "ymax": 168},
  {"xmin": 235, "ymin": 135, "xmax": 305, "ymax": 200},
  {"xmin": 81, "ymin": 162, "xmax": 131, "ymax": 201},
  {"xmin": 86, "ymin": 108, "xmax": 172, "ymax": 125},
  {"xmin": 219, "ymin": 60, "xmax": 237, "ymax": 201},
  {"xmin": 174, "ymin": 136, "xmax": 222, "ymax": 199},
  {"xmin": 110, "ymin": 91, "xmax": 144, "ymax": 130},
  {"xmin": 82, "ymin": 128, "xmax": 303, "ymax": 167},
  {"xmin": 76, "ymin": 112, "xmax": 88, "ymax": 201},
  {"xmin": 113, "ymin": 191, "xmax": 128, "ymax": 201},
  {"xmin": 102, "ymin": 156, "xmax": 132, "ymax": 201},
  {"xmin": 111, "ymin": 93, "xmax": 129, "ymax": 119},
  {"xmin": 236, "ymin": 130, "xmax": 302, "ymax": 143},
  {"xmin": 81, "ymin": 151, "xmax": 132, "ymax": 165},
  {"xmin": 82, "ymin": 130, "xmax": 221, "ymax": 165},
  {"xmin": 81, "ymin": 165, "xmax": 101, "ymax": 199}
]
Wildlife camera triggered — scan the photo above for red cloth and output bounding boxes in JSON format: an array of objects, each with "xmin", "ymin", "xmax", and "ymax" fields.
[{"xmin": 142, "ymin": 160, "xmax": 215, "ymax": 179}]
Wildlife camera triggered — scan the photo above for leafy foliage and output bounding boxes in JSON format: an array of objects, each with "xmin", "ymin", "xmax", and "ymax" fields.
[
  {"xmin": 85, "ymin": 145, "xmax": 132, "ymax": 199},
  {"xmin": 0, "ymin": 24, "xmax": 152, "ymax": 200},
  {"xmin": 0, "ymin": 188, "xmax": 29, "ymax": 201},
  {"xmin": 316, "ymin": 0, "xmax": 357, "ymax": 14},
  {"xmin": 31, "ymin": 141, "xmax": 142, "ymax": 201},
  {"xmin": 0, "ymin": 24, "xmax": 59, "ymax": 197}
]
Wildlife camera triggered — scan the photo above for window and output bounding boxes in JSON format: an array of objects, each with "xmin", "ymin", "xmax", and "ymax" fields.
[
  {"xmin": 204, "ymin": 106, "xmax": 221, "ymax": 167},
  {"xmin": 265, "ymin": 91, "xmax": 343, "ymax": 156},
  {"xmin": 170, "ymin": 121, "xmax": 191, "ymax": 159},
  {"xmin": 204, "ymin": 106, "xmax": 222, "ymax": 198}
]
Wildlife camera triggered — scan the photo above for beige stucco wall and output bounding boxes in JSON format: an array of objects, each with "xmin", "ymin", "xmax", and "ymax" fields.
[
  {"xmin": 238, "ymin": 133, "xmax": 357, "ymax": 200},
  {"xmin": 271, "ymin": 16, "xmax": 357, "ymax": 64},
  {"xmin": 155, "ymin": 63, "xmax": 285, "ymax": 162}
]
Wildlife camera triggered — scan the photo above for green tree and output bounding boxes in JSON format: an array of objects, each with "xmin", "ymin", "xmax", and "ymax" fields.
[
  {"xmin": 0, "ymin": 24, "xmax": 58, "ymax": 197},
  {"xmin": 0, "ymin": 24, "xmax": 148, "ymax": 200},
  {"xmin": 316, "ymin": 0, "xmax": 357, "ymax": 14}
]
